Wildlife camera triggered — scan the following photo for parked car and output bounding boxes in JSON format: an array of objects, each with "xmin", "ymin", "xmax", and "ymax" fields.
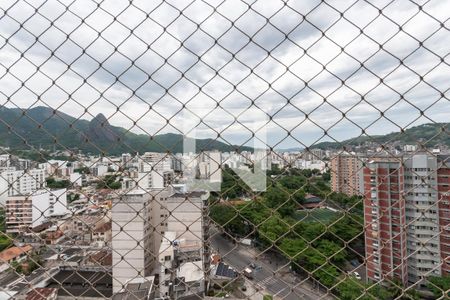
[
  {"xmin": 353, "ymin": 271, "xmax": 361, "ymax": 280},
  {"xmin": 249, "ymin": 263, "xmax": 262, "ymax": 270},
  {"xmin": 243, "ymin": 267, "xmax": 253, "ymax": 279}
]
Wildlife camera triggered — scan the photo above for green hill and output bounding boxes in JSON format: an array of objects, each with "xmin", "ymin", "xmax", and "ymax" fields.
[
  {"xmin": 313, "ymin": 123, "xmax": 449, "ymax": 149},
  {"xmin": 0, "ymin": 106, "xmax": 252, "ymax": 155}
]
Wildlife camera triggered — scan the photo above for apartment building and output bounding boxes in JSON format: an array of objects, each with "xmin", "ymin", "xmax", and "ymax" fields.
[
  {"xmin": 364, "ymin": 159, "xmax": 408, "ymax": 285},
  {"xmin": 0, "ymin": 168, "xmax": 46, "ymax": 204},
  {"xmin": 111, "ymin": 188, "xmax": 171, "ymax": 293},
  {"xmin": 364, "ymin": 153, "xmax": 450, "ymax": 286},
  {"xmin": 158, "ymin": 191, "xmax": 209, "ymax": 299},
  {"xmin": 404, "ymin": 154, "xmax": 442, "ymax": 283},
  {"xmin": 138, "ymin": 152, "xmax": 172, "ymax": 173},
  {"xmin": 437, "ymin": 154, "xmax": 450, "ymax": 276},
  {"xmin": 5, "ymin": 189, "xmax": 68, "ymax": 233},
  {"xmin": 330, "ymin": 153, "xmax": 364, "ymax": 196},
  {"xmin": 198, "ymin": 151, "xmax": 222, "ymax": 183}
]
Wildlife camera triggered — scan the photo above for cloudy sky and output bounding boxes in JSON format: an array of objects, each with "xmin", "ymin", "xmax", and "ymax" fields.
[{"xmin": 0, "ymin": 0, "xmax": 449, "ymax": 149}]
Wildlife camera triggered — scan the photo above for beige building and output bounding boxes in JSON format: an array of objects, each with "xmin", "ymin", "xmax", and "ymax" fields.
[
  {"xmin": 330, "ymin": 153, "xmax": 364, "ymax": 196},
  {"xmin": 111, "ymin": 188, "xmax": 171, "ymax": 293}
]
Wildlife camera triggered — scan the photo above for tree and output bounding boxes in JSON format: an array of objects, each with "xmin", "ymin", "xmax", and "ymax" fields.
[
  {"xmin": 312, "ymin": 263, "xmax": 339, "ymax": 287},
  {"xmin": 264, "ymin": 186, "xmax": 295, "ymax": 217},
  {"xmin": 278, "ymin": 238, "xmax": 306, "ymax": 259},
  {"xmin": 427, "ymin": 276, "xmax": 450, "ymax": 298},
  {"xmin": 67, "ymin": 193, "xmax": 81, "ymax": 203},
  {"xmin": 218, "ymin": 167, "xmax": 251, "ymax": 199},
  {"xmin": 239, "ymin": 201, "xmax": 271, "ymax": 226},
  {"xmin": 209, "ymin": 204, "xmax": 247, "ymax": 236},
  {"xmin": 74, "ymin": 166, "xmax": 90, "ymax": 174},
  {"xmin": 96, "ymin": 175, "xmax": 121, "ymax": 189},
  {"xmin": 46, "ymin": 177, "xmax": 71, "ymax": 189},
  {"xmin": 26, "ymin": 254, "xmax": 43, "ymax": 274},
  {"xmin": 328, "ymin": 215, "xmax": 362, "ymax": 241},
  {"xmin": 0, "ymin": 236, "xmax": 12, "ymax": 252},
  {"xmin": 279, "ymin": 176, "xmax": 305, "ymax": 190},
  {"xmin": 294, "ymin": 222, "xmax": 326, "ymax": 242},
  {"xmin": 336, "ymin": 278, "xmax": 366, "ymax": 300},
  {"xmin": 322, "ymin": 170, "xmax": 331, "ymax": 181},
  {"xmin": 258, "ymin": 216, "xmax": 289, "ymax": 245},
  {"xmin": 316, "ymin": 239, "xmax": 347, "ymax": 266}
]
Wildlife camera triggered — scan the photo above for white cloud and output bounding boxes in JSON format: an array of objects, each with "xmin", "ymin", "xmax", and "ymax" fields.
[{"xmin": 0, "ymin": 0, "xmax": 449, "ymax": 148}]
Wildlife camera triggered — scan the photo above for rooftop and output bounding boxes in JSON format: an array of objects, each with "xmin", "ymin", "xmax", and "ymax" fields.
[
  {"xmin": 112, "ymin": 276, "xmax": 155, "ymax": 300},
  {"xmin": 170, "ymin": 191, "xmax": 208, "ymax": 198},
  {"xmin": 214, "ymin": 262, "xmax": 237, "ymax": 278},
  {"xmin": 46, "ymin": 269, "xmax": 112, "ymax": 298},
  {"xmin": 303, "ymin": 194, "xmax": 322, "ymax": 204},
  {"xmin": 94, "ymin": 221, "xmax": 112, "ymax": 233},
  {"xmin": 178, "ymin": 261, "xmax": 203, "ymax": 283},
  {"xmin": 0, "ymin": 245, "xmax": 32, "ymax": 262},
  {"xmin": 26, "ymin": 288, "xmax": 57, "ymax": 300},
  {"xmin": 88, "ymin": 250, "xmax": 112, "ymax": 266}
]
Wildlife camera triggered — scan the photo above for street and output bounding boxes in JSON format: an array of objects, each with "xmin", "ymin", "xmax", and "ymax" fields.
[{"xmin": 210, "ymin": 228, "xmax": 334, "ymax": 300}]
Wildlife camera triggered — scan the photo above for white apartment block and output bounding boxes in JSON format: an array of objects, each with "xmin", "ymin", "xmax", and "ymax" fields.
[
  {"xmin": 137, "ymin": 171, "xmax": 164, "ymax": 190},
  {"xmin": 133, "ymin": 152, "xmax": 173, "ymax": 190},
  {"xmin": 111, "ymin": 188, "xmax": 171, "ymax": 293},
  {"xmin": 138, "ymin": 152, "xmax": 172, "ymax": 172},
  {"xmin": 0, "ymin": 155, "xmax": 10, "ymax": 167},
  {"xmin": 404, "ymin": 154, "xmax": 442, "ymax": 281},
  {"xmin": 198, "ymin": 151, "xmax": 222, "ymax": 183},
  {"xmin": 69, "ymin": 172, "xmax": 83, "ymax": 186},
  {"xmin": 0, "ymin": 168, "xmax": 46, "ymax": 204},
  {"xmin": 164, "ymin": 192, "xmax": 208, "ymax": 242},
  {"xmin": 5, "ymin": 188, "xmax": 68, "ymax": 233},
  {"xmin": 92, "ymin": 164, "xmax": 109, "ymax": 177}
]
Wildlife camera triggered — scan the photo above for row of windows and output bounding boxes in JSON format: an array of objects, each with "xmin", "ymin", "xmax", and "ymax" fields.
[
  {"xmin": 405, "ymin": 168, "xmax": 433, "ymax": 172},
  {"xmin": 409, "ymin": 225, "xmax": 437, "ymax": 231},
  {"xmin": 406, "ymin": 208, "xmax": 437, "ymax": 214},
  {"xmin": 405, "ymin": 176, "xmax": 435, "ymax": 180},
  {"xmin": 408, "ymin": 250, "xmax": 438, "ymax": 257},
  {"xmin": 407, "ymin": 241, "xmax": 438, "ymax": 248},
  {"xmin": 406, "ymin": 193, "xmax": 436, "ymax": 197}
]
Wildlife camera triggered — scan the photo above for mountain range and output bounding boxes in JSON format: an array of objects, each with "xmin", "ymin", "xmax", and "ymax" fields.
[
  {"xmin": 0, "ymin": 107, "xmax": 448, "ymax": 155},
  {"xmin": 0, "ymin": 106, "xmax": 252, "ymax": 155}
]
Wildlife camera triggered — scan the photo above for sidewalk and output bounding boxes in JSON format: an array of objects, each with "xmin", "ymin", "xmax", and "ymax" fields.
[{"xmin": 239, "ymin": 278, "xmax": 271, "ymax": 300}]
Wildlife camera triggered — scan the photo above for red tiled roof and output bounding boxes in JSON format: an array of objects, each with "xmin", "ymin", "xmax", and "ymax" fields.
[{"xmin": 0, "ymin": 245, "xmax": 32, "ymax": 262}]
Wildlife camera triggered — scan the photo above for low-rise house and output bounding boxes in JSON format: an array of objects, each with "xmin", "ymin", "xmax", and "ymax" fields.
[
  {"xmin": 86, "ymin": 250, "xmax": 112, "ymax": 267},
  {"xmin": 211, "ymin": 262, "xmax": 237, "ymax": 281},
  {"xmin": 60, "ymin": 212, "xmax": 110, "ymax": 244},
  {"xmin": 0, "ymin": 245, "xmax": 33, "ymax": 272},
  {"xmin": 42, "ymin": 229, "xmax": 65, "ymax": 245},
  {"xmin": 301, "ymin": 194, "xmax": 323, "ymax": 209},
  {"xmin": 92, "ymin": 221, "xmax": 112, "ymax": 247}
]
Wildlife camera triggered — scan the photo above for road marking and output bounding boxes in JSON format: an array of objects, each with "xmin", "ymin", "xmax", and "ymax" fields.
[{"xmin": 258, "ymin": 276, "xmax": 277, "ymax": 286}]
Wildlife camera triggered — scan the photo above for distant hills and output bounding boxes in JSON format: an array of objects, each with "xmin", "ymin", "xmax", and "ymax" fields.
[
  {"xmin": 0, "ymin": 107, "xmax": 447, "ymax": 155},
  {"xmin": 313, "ymin": 122, "xmax": 449, "ymax": 150},
  {"xmin": 0, "ymin": 107, "xmax": 252, "ymax": 155}
]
